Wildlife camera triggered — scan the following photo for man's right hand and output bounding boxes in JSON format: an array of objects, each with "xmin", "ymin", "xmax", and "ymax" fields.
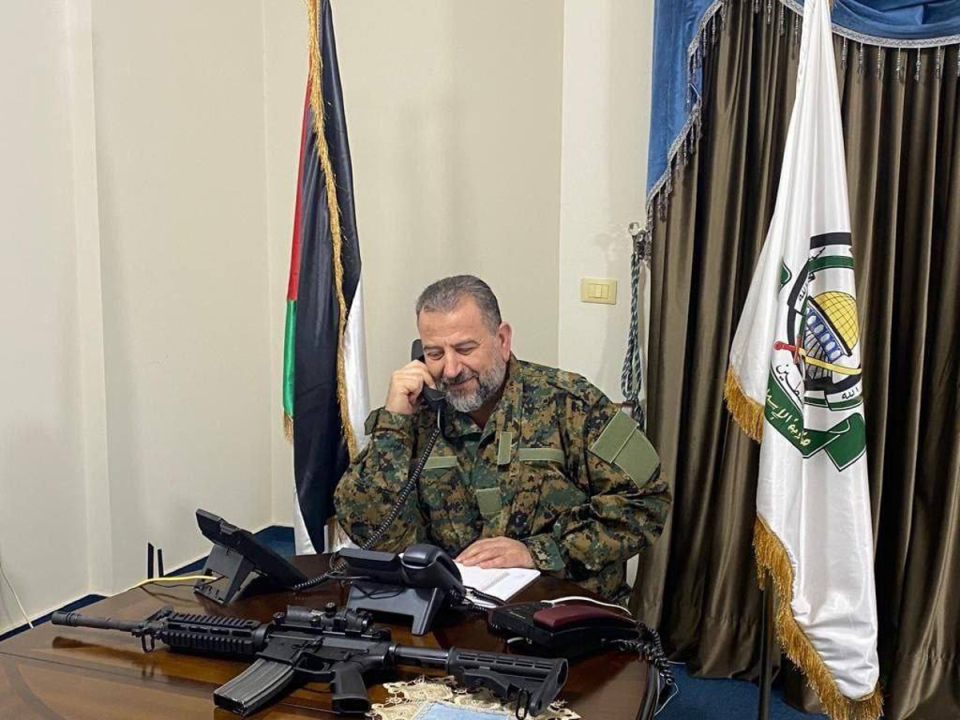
[{"xmin": 385, "ymin": 360, "xmax": 437, "ymax": 415}]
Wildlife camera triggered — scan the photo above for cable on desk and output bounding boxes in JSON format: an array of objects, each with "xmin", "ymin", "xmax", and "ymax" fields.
[{"xmin": 132, "ymin": 574, "xmax": 219, "ymax": 590}]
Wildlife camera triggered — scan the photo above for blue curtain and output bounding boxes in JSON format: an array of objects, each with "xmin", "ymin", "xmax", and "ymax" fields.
[{"xmin": 646, "ymin": 0, "xmax": 960, "ymax": 203}]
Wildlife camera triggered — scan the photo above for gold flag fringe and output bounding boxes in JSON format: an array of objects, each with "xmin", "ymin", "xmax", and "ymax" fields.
[
  {"xmin": 724, "ymin": 367, "xmax": 765, "ymax": 441},
  {"xmin": 754, "ymin": 517, "xmax": 883, "ymax": 720},
  {"xmin": 283, "ymin": 412, "xmax": 294, "ymax": 443},
  {"xmin": 305, "ymin": 0, "xmax": 358, "ymax": 461}
]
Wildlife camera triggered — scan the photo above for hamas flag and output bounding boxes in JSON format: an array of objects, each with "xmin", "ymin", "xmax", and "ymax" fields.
[
  {"xmin": 283, "ymin": 0, "xmax": 369, "ymax": 554},
  {"xmin": 724, "ymin": 0, "xmax": 881, "ymax": 718}
]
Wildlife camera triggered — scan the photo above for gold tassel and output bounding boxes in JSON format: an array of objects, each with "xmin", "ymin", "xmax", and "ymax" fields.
[
  {"xmin": 754, "ymin": 518, "xmax": 883, "ymax": 720},
  {"xmin": 305, "ymin": 0, "xmax": 358, "ymax": 461},
  {"xmin": 283, "ymin": 412, "xmax": 294, "ymax": 443},
  {"xmin": 724, "ymin": 367, "xmax": 764, "ymax": 441}
]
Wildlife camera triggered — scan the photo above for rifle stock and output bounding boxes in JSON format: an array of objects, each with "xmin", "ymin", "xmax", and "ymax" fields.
[{"xmin": 393, "ymin": 645, "xmax": 568, "ymax": 717}]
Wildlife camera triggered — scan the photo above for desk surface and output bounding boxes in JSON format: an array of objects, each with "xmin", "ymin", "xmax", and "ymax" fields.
[{"xmin": 0, "ymin": 554, "xmax": 648, "ymax": 719}]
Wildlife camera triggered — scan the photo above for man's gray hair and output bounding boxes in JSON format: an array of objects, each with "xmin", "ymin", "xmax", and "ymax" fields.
[{"xmin": 416, "ymin": 275, "xmax": 502, "ymax": 332}]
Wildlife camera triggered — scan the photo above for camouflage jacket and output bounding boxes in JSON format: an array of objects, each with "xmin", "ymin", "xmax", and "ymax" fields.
[{"xmin": 334, "ymin": 357, "xmax": 671, "ymax": 601}]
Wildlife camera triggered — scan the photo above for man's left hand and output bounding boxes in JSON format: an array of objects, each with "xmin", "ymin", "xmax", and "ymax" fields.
[{"xmin": 456, "ymin": 537, "xmax": 536, "ymax": 569}]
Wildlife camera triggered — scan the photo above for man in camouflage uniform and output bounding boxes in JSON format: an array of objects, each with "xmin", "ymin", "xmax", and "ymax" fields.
[{"xmin": 335, "ymin": 275, "xmax": 670, "ymax": 601}]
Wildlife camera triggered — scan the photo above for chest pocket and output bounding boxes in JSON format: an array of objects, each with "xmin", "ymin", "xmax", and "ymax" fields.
[
  {"xmin": 512, "ymin": 447, "xmax": 587, "ymax": 535},
  {"xmin": 417, "ymin": 455, "xmax": 479, "ymax": 552}
]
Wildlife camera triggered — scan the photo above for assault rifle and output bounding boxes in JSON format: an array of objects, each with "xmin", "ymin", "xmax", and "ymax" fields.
[{"xmin": 51, "ymin": 603, "xmax": 567, "ymax": 718}]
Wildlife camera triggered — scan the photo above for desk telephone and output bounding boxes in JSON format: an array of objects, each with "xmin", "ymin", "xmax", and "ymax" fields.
[
  {"xmin": 489, "ymin": 601, "xmax": 639, "ymax": 658},
  {"xmin": 193, "ymin": 509, "xmax": 307, "ymax": 605},
  {"xmin": 339, "ymin": 544, "xmax": 468, "ymax": 635}
]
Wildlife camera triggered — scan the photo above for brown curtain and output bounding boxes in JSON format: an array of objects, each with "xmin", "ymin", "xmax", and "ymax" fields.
[{"xmin": 630, "ymin": 3, "xmax": 960, "ymax": 719}]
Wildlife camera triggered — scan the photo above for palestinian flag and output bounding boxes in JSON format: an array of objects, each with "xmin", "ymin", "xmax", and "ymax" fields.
[
  {"xmin": 283, "ymin": 0, "xmax": 368, "ymax": 554},
  {"xmin": 724, "ymin": 1, "xmax": 881, "ymax": 718}
]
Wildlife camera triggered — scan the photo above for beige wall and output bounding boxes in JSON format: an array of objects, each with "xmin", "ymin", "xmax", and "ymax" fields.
[
  {"xmin": 559, "ymin": 0, "xmax": 654, "ymax": 401},
  {"xmin": 0, "ymin": 0, "xmax": 277, "ymax": 634},
  {"xmin": 91, "ymin": 0, "xmax": 274, "ymax": 586},
  {"xmin": 0, "ymin": 0, "xmax": 90, "ymax": 634}
]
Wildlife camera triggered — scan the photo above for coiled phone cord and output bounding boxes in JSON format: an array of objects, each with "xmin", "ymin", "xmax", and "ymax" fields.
[
  {"xmin": 613, "ymin": 624, "xmax": 677, "ymax": 715},
  {"xmin": 615, "ymin": 625, "xmax": 674, "ymax": 688},
  {"xmin": 293, "ymin": 413, "xmax": 444, "ymax": 593}
]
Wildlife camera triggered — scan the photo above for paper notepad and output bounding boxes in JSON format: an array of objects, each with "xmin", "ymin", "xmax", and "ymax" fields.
[{"xmin": 455, "ymin": 563, "xmax": 539, "ymax": 605}]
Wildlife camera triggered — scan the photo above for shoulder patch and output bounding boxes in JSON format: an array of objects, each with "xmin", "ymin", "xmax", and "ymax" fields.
[{"xmin": 589, "ymin": 411, "xmax": 660, "ymax": 488}]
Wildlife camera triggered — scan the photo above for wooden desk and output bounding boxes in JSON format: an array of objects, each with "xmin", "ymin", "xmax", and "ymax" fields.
[{"xmin": 0, "ymin": 555, "xmax": 649, "ymax": 719}]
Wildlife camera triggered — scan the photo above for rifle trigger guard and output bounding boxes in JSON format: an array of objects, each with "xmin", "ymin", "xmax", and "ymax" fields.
[{"xmin": 293, "ymin": 662, "xmax": 334, "ymax": 679}]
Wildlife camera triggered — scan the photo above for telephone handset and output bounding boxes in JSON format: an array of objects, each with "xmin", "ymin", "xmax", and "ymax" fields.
[
  {"xmin": 401, "ymin": 543, "xmax": 465, "ymax": 594},
  {"xmin": 338, "ymin": 544, "xmax": 466, "ymax": 597},
  {"xmin": 411, "ymin": 339, "xmax": 446, "ymax": 412}
]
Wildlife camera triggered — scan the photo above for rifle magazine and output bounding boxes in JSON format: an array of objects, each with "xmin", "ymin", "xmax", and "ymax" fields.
[{"xmin": 214, "ymin": 658, "xmax": 298, "ymax": 717}]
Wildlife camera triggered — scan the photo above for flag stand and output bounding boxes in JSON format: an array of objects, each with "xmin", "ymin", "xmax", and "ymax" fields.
[{"xmin": 757, "ymin": 574, "xmax": 775, "ymax": 720}]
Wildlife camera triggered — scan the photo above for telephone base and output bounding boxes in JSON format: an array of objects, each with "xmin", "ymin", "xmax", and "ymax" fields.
[
  {"xmin": 488, "ymin": 601, "xmax": 639, "ymax": 658},
  {"xmin": 195, "ymin": 545, "xmax": 257, "ymax": 605},
  {"xmin": 346, "ymin": 582, "xmax": 449, "ymax": 636}
]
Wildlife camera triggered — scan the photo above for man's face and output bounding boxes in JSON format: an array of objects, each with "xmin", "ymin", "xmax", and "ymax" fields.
[{"xmin": 417, "ymin": 297, "xmax": 512, "ymax": 413}]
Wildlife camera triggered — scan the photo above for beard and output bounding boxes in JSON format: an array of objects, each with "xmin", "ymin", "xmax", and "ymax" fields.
[{"xmin": 436, "ymin": 353, "xmax": 508, "ymax": 413}]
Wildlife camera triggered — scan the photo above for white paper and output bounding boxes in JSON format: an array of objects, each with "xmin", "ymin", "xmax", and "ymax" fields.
[{"xmin": 455, "ymin": 563, "xmax": 539, "ymax": 606}]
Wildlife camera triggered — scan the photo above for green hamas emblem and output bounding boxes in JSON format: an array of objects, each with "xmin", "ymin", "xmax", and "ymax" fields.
[
  {"xmin": 780, "ymin": 262, "xmax": 792, "ymax": 289},
  {"xmin": 767, "ymin": 232, "xmax": 867, "ymax": 472}
]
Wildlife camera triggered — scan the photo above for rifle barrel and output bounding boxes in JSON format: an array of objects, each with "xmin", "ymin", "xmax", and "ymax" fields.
[{"xmin": 51, "ymin": 611, "xmax": 142, "ymax": 633}]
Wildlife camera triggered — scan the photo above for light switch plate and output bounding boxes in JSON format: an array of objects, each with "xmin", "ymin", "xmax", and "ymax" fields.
[{"xmin": 580, "ymin": 278, "xmax": 618, "ymax": 305}]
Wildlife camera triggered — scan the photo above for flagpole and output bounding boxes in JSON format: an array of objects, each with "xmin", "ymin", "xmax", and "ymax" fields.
[{"xmin": 757, "ymin": 574, "xmax": 774, "ymax": 720}]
